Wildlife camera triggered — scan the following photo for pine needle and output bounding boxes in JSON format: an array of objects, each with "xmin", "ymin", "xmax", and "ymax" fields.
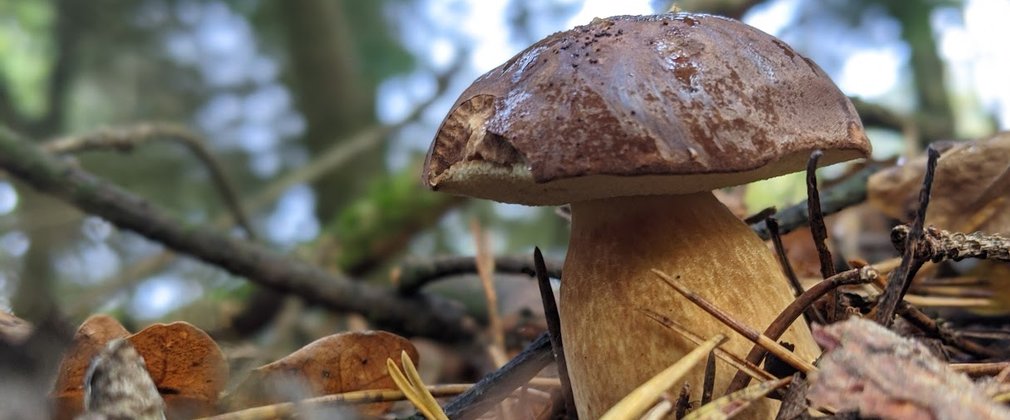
[
  {"xmin": 599, "ymin": 334, "xmax": 727, "ymax": 420},
  {"xmin": 387, "ymin": 351, "xmax": 449, "ymax": 420}
]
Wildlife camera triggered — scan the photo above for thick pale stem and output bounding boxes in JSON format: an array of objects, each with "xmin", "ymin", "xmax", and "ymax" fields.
[{"xmin": 561, "ymin": 192, "xmax": 818, "ymax": 419}]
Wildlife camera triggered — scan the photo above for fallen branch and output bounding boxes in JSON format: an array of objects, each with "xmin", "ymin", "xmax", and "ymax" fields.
[
  {"xmin": 0, "ymin": 126, "xmax": 475, "ymax": 341},
  {"xmin": 750, "ymin": 164, "xmax": 880, "ymax": 240},
  {"xmin": 396, "ymin": 254, "xmax": 564, "ymax": 295},
  {"xmin": 892, "ymin": 225, "xmax": 1010, "ymax": 263}
]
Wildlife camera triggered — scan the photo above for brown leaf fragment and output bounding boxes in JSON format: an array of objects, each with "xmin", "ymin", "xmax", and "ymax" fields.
[
  {"xmin": 80, "ymin": 339, "xmax": 165, "ymax": 420},
  {"xmin": 774, "ymin": 374, "xmax": 809, "ymax": 420},
  {"xmin": 0, "ymin": 310, "xmax": 32, "ymax": 345},
  {"xmin": 808, "ymin": 318, "xmax": 1010, "ymax": 420},
  {"xmin": 53, "ymin": 315, "xmax": 131, "ymax": 420},
  {"xmin": 236, "ymin": 330, "xmax": 419, "ymax": 416},
  {"xmin": 868, "ymin": 132, "xmax": 1010, "ymax": 234},
  {"xmin": 127, "ymin": 321, "xmax": 228, "ymax": 419}
]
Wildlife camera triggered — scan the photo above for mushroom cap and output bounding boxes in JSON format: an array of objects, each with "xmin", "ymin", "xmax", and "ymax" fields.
[{"xmin": 423, "ymin": 13, "xmax": 871, "ymax": 206}]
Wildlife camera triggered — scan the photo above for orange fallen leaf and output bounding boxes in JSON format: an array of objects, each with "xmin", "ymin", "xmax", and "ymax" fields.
[
  {"xmin": 128, "ymin": 321, "xmax": 228, "ymax": 419},
  {"xmin": 235, "ymin": 330, "xmax": 419, "ymax": 416},
  {"xmin": 52, "ymin": 314, "xmax": 130, "ymax": 420},
  {"xmin": 51, "ymin": 317, "xmax": 226, "ymax": 420}
]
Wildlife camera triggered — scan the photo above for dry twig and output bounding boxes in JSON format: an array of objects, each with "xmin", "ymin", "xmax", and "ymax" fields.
[
  {"xmin": 652, "ymin": 270, "xmax": 817, "ymax": 374},
  {"xmin": 639, "ymin": 309, "xmax": 775, "ymax": 382},
  {"xmin": 725, "ymin": 266, "xmax": 877, "ymax": 393},
  {"xmin": 893, "ymin": 225, "xmax": 1010, "ymax": 263},
  {"xmin": 534, "ymin": 247, "xmax": 575, "ymax": 417},
  {"xmin": 411, "ymin": 333, "xmax": 554, "ymax": 420},
  {"xmin": 875, "ymin": 147, "xmax": 941, "ymax": 326},
  {"xmin": 470, "ymin": 221, "xmax": 506, "ymax": 365}
]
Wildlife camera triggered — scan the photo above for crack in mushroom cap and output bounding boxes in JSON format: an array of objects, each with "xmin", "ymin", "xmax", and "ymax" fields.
[{"xmin": 423, "ymin": 13, "xmax": 871, "ymax": 206}]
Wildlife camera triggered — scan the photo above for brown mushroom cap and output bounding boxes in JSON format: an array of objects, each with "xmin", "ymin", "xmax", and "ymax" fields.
[{"xmin": 423, "ymin": 13, "xmax": 870, "ymax": 205}]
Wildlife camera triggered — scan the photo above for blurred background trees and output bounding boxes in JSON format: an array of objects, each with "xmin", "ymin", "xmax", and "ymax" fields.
[{"xmin": 0, "ymin": 0, "xmax": 1007, "ymax": 360}]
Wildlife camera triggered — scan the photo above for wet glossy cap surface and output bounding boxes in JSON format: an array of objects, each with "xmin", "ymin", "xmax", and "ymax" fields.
[{"xmin": 423, "ymin": 13, "xmax": 870, "ymax": 205}]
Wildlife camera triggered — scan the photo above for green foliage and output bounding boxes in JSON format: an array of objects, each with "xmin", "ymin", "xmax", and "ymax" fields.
[
  {"xmin": 744, "ymin": 172, "xmax": 808, "ymax": 213},
  {"xmin": 0, "ymin": 0, "xmax": 55, "ymax": 118},
  {"xmin": 326, "ymin": 165, "xmax": 460, "ymax": 272}
]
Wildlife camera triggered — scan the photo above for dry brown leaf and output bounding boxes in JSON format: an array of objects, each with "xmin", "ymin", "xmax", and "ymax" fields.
[
  {"xmin": 0, "ymin": 310, "xmax": 32, "ymax": 345},
  {"xmin": 808, "ymin": 317, "xmax": 1010, "ymax": 420},
  {"xmin": 236, "ymin": 330, "xmax": 419, "ymax": 416},
  {"xmin": 869, "ymin": 133, "xmax": 1010, "ymax": 313},
  {"xmin": 868, "ymin": 132, "xmax": 1010, "ymax": 234},
  {"xmin": 127, "ymin": 321, "xmax": 229, "ymax": 419},
  {"xmin": 52, "ymin": 314, "xmax": 130, "ymax": 420}
]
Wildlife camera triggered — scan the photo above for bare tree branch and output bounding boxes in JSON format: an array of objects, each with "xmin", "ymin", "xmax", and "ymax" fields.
[
  {"xmin": 0, "ymin": 126, "xmax": 476, "ymax": 341},
  {"xmin": 44, "ymin": 122, "xmax": 257, "ymax": 240}
]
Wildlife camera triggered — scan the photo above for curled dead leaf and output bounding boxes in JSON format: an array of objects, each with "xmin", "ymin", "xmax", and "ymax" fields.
[
  {"xmin": 127, "ymin": 321, "xmax": 228, "ymax": 419},
  {"xmin": 234, "ymin": 330, "xmax": 418, "ymax": 416},
  {"xmin": 52, "ymin": 314, "xmax": 130, "ymax": 420},
  {"xmin": 868, "ymin": 132, "xmax": 1010, "ymax": 234}
]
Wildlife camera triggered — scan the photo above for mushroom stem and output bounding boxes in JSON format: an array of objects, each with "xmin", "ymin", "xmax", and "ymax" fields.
[{"xmin": 561, "ymin": 192, "xmax": 819, "ymax": 419}]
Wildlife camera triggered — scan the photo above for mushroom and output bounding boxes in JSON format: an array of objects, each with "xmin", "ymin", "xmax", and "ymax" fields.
[{"xmin": 422, "ymin": 13, "xmax": 870, "ymax": 418}]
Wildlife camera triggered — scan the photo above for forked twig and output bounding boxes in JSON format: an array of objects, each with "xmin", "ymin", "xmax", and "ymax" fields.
[{"xmin": 874, "ymin": 147, "xmax": 941, "ymax": 326}]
